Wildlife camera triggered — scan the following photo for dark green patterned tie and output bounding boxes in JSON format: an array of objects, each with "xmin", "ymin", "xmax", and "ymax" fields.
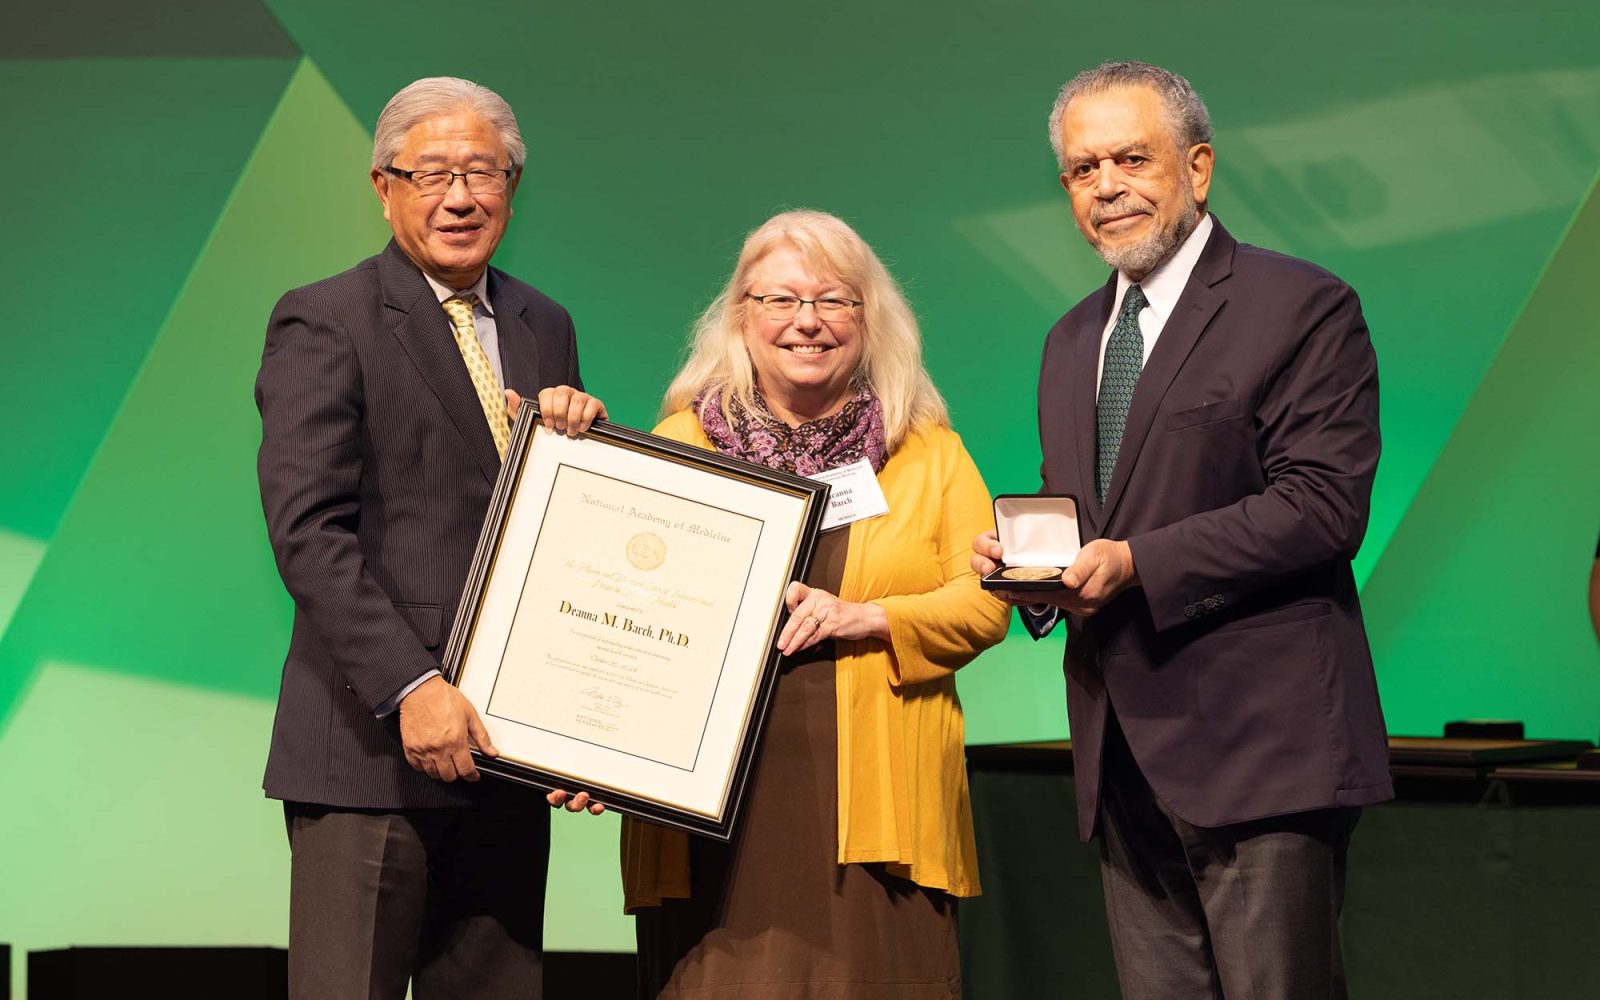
[{"xmin": 1096, "ymin": 284, "xmax": 1147, "ymax": 503}]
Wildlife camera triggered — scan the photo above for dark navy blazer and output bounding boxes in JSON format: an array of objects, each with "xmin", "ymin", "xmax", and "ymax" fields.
[
  {"xmin": 1034, "ymin": 219, "xmax": 1393, "ymax": 840},
  {"xmin": 256, "ymin": 240, "xmax": 581, "ymax": 809}
]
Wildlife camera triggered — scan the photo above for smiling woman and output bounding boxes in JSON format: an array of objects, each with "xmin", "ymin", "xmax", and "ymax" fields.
[
  {"xmin": 738, "ymin": 249, "xmax": 865, "ymax": 424},
  {"xmin": 662, "ymin": 210, "xmax": 947, "ymax": 454},
  {"xmin": 625, "ymin": 210, "xmax": 1010, "ymax": 998}
]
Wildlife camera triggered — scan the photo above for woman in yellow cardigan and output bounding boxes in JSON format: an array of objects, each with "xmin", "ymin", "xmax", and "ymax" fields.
[{"xmin": 624, "ymin": 210, "xmax": 1009, "ymax": 998}]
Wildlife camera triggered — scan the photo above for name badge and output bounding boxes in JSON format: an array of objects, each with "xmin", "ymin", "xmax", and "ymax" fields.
[{"xmin": 807, "ymin": 459, "xmax": 890, "ymax": 531}]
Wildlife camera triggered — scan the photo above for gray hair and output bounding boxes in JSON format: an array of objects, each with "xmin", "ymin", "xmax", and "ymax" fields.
[
  {"xmin": 372, "ymin": 76, "xmax": 526, "ymax": 169},
  {"xmin": 1047, "ymin": 61, "xmax": 1213, "ymax": 169}
]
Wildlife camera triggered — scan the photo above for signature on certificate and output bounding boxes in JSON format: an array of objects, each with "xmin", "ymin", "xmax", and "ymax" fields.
[{"xmin": 579, "ymin": 685, "xmax": 627, "ymax": 716}]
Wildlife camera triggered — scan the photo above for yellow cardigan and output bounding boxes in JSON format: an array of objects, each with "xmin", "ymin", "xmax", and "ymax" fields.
[{"xmin": 621, "ymin": 411, "xmax": 1010, "ymax": 909}]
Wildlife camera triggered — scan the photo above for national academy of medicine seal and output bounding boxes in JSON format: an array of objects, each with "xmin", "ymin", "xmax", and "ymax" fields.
[{"xmin": 626, "ymin": 531, "xmax": 667, "ymax": 571}]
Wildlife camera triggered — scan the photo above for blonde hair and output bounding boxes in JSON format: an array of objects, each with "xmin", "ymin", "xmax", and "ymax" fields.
[{"xmin": 661, "ymin": 210, "xmax": 948, "ymax": 449}]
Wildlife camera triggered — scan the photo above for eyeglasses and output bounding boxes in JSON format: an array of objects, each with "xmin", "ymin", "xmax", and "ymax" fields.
[
  {"xmin": 747, "ymin": 293, "xmax": 863, "ymax": 320},
  {"xmin": 382, "ymin": 165, "xmax": 515, "ymax": 197}
]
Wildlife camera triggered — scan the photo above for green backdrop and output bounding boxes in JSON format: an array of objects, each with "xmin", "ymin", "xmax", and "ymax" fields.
[{"xmin": 3, "ymin": 0, "xmax": 1598, "ymax": 987}]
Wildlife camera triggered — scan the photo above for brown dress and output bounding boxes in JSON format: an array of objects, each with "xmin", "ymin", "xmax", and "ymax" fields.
[{"xmin": 634, "ymin": 529, "xmax": 961, "ymax": 999}]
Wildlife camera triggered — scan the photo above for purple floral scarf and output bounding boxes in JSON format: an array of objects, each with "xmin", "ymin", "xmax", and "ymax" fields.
[{"xmin": 694, "ymin": 386, "xmax": 888, "ymax": 476}]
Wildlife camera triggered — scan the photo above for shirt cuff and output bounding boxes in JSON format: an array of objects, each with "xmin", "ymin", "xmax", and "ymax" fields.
[
  {"xmin": 374, "ymin": 669, "xmax": 441, "ymax": 718},
  {"xmin": 1019, "ymin": 603, "xmax": 1061, "ymax": 639}
]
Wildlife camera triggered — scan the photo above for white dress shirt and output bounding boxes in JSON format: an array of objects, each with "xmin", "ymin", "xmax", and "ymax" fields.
[{"xmin": 1095, "ymin": 213, "xmax": 1214, "ymax": 394}]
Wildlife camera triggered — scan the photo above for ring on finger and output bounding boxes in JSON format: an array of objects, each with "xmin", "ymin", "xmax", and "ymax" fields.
[{"xmin": 807, "ymin": 615, "xmax": 822, "ymax": 628}]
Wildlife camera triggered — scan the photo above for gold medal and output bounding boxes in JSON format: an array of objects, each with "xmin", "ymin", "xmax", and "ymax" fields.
[{"xmin": 1000, "ymin": 566, "xmax": 1062, "ymax": 581}]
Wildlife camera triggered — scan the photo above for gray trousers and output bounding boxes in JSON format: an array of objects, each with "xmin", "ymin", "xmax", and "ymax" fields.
[
  {"xmin": 284, "ymin": 780, "xmax": 551, "ymax": 1000},
  {"xmin": 1098, "ymin": 715, "xmax": 1359, "ymax": 1000}
]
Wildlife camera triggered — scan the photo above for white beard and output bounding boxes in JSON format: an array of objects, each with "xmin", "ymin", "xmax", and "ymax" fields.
[{"xmin": 1092, "ymin": 194, "xmax": 1201, "ymax": 278}]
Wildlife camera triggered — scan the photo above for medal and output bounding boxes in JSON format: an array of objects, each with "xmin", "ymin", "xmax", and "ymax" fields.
[{"xmin": 999, "ymin": 566, "xmax": 1062, "ymax": 581}]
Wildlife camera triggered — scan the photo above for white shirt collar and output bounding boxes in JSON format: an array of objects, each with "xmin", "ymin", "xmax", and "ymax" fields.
[
  {"xmin": 423, "ymin": 270, "xmax": 494, "ymax": 316},
  {"xmin": 1115, "ymin": 212, "xmax": 1213, "ymax": 323}
]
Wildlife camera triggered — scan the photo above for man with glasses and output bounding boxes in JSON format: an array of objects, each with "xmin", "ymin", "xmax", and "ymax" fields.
[{"xmin": 255, "ymin": 76, "xmax": 603, "ymax": 1000}]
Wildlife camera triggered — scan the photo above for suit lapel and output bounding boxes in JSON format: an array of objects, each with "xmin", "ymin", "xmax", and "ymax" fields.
[
  {"xmin": 487, "ymin": 268, "xmax": 543, "ymax": 395},
  {"xmin": 379, "ymin": 241, "xmax": 502, "ymax": 482},
  {"xmin": 1073, "ymin": 279, "xmax": 1115, "ymax": 535},
  {"xmin": 1100, "ymin": 222, "xmax": 1235, "ymax": 527}
]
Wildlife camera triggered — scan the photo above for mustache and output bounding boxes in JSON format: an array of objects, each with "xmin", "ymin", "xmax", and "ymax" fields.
[{"xmin": 1090, "ymin": 199, "xmax": 1153, "ymax": 226}]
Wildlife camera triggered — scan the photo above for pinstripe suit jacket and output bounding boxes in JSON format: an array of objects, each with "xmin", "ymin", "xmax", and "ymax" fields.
[{"xmin": 255, "ymin": 240, "xmax": 582, "ymax": 809}]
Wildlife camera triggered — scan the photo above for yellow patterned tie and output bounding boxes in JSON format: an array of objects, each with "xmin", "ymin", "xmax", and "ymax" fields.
[{"xmin": 441, "ymin": 293, "xmax": 510, "ymax": 459}]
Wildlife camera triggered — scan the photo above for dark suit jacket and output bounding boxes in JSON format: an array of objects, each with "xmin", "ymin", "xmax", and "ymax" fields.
[
  {"xmin": 256, "ymin": 240, "xmax": 582, "ymax": 809},
  {"xmin": 1036, "ymin": 218, "xmax": 1393, "ymax": 840}
]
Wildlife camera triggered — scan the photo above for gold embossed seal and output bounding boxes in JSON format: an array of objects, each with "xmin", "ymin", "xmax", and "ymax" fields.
[{"xmin": 626, "ymin": 531, "xmax": 667, "ymax": 571}]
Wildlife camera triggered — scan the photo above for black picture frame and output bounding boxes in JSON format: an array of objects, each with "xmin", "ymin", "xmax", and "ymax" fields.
[{"xmin": 442, "ymin": 405, "xmax": 829, "ymax": 840}]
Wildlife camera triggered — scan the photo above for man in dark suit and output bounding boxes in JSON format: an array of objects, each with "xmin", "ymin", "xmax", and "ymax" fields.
[
  {"xmin": 256, "ymin": 76, "xmax": 604, "ymax": 1000},
  {"xmin": 974, "ymin": 61, "xmax": 1392, "ymax": 999}
]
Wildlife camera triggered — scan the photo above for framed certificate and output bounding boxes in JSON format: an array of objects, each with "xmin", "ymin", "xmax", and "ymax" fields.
[{"xmin": 442, "ymin": 407, "xmax": 829, "ymax": 839}]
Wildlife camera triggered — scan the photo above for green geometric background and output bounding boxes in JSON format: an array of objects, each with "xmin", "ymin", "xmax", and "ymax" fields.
[{"xmin": 3, "ymin": 0, "xmax": 1598, "ymax": 985}]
